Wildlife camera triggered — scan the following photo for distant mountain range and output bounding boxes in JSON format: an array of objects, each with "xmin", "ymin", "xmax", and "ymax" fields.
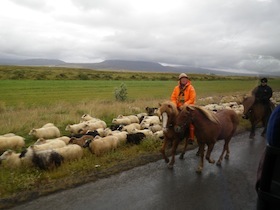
[
  {"xmin": 0, "ymin": 58, "xmax": 278, "ymax": 76},
  {"xmin": 0, "ymin": 58, "xmax": 66, "ymax": 66}
]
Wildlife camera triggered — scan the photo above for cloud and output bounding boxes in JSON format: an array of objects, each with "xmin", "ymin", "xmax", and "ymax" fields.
[{"xmin": 0, "ymin": 0, "xmax": 280, "ymax": 74}]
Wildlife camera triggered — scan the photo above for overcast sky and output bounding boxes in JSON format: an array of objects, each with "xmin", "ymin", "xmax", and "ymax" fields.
[{"xmin": 0, "ymin": 0, "xmax": 280, "ymax": 74}]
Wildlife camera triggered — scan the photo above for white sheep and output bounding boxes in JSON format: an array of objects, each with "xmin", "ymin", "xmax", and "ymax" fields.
[
  {"xmin": 81, "ymin": 114, "xmax": 97, "ymax": 121},
  {"xmin": 112, "ymin": 117, "xmax": 131, "ymax": 125},
  {"xmin": 95, "ymin": 135, "xmax": 119, "ymax": 149},
  {"xmin": 117, "ymin": 115, "xmax": 139, "ymax": 123},
  {"xmin": 110, "ymin": 131, "xmax": 128, "ymax": 145},
  {"xmin": 0, "ymin": 134, "xmax": 25, "ymax": 152},
  {"xmin": 53, "ymin": 144, "xmax": 83, "ymax": 162},
  {"xmin": 42, "ymin": 123, "xmax": 55, "ymax": 128},
  {"xmin": 69, "ymin": 135, "xmax": 95, "ymax": 147},
  {"xmin": 2, "ymin": 133, "xmax": 16, "ymax": 137},
  {"xmin": 149, "ymin": 124, "xmax": 163, "ymax": 133},
  {"xmin": 34, "ymin": 136, "xmax": 71, "ymax": 145},
  {"xmin": 95, "ymin": 128, "xmax": 106, "ymax": 137},
  {"xmin": 153, "ymin": 130, "xmax": 164, "ymax": 140},
  {"xmin": 103, "ymin": 128, "xmax": 113, "ymax": 136},
  {"xmin": 104, "ymin": 128, "xmax": 126, "ymax": 137},
  {"xmin": 84, "ymin": 136, "xmax": 118, "ymax": 156},
  {"xmin": 121, "ymin": 123, "xmax": 141, "ymax": 133},
  {"xmin": 31, "ymin": 139, "xmax": 66, "ymax": 151},
  {"xmin": 0, "ymin": 150, "xmax": 22, "ymax": 168},
  {"xmin": 144, "ymin": 115, "xmax": 160, "ymax": 123},
  {"xmin": 131, "ymin": 128, "xmax": 154, "ymax": 137},
  {"xmin": 136, "ymin": 112, "xmax": 148, "ymax": 120},
  {"xmin": 140, "ymin": 116, "xmax": 160, "ymax": 129},
  {"xmin": 80, "ymin": 114, "xmax": 103, "ymax": 123},
  {"xmin": 65, "ymin": 122, "xmax": 87, "ymax": 135},
  {"xmin": 84, "ymin": 120, "xmax": 107, "ymax": 131},
  {"xmin": 29, "ymin": 126, "xmax": 60, "ymax": 139},
  {"xmin": 57, "ymin": 136, "xmax": 71, "ymax": 144}
]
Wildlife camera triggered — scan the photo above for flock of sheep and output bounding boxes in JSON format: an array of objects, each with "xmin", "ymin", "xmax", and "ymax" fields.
[
  {"xmin": 0, "ymin": 101, "xmax": 246, "ymax": 171},
  {"xmin": 0, "ymin": 109, "xmax": 164, "ymax": 170}
]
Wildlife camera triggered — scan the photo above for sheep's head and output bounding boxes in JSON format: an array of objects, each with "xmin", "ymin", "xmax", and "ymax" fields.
[
  {"xmin": 19, "ymin": 148, "xmax": 28, "ymax": 158},
  {"xmin": 0, "ymin": 150, "xmax": 13, "ymax": 161},
  {"xmin": 69, "ymin": 137, "xmax": 77, "ymax": 144},
  {"xmin": 65, "ymin": 125, "xmax": 71, "ymax": 131},
  {"xmin": 28, "ymin": 129, "xmax": 36, "ymax": 135},
  {"xmin": 83, "ymin": 139, "xmax": 92, "ymax": 148}
]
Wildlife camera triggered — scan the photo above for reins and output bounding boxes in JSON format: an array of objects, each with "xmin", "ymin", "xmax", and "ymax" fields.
[{"xmin": 175, "ymin": 111, "xmax": 193, "ymax": 131}]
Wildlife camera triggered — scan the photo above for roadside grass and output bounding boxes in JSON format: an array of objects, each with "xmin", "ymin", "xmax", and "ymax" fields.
[{"xmin": 0, "ymin": 69, "xmax": 280, "ymax": 202}]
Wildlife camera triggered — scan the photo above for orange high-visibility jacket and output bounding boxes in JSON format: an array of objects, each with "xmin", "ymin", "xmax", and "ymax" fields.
[{"xmin": 171, "ymin": 81, "xmax": 196, "ymax": 108}]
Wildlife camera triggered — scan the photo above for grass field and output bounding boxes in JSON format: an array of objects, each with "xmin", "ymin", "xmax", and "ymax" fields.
[
  {"xmin": 0, "ymin": 68, "xmax": 280, "ymax": 205},
  {"xmin": 1, "ymin": 79, "xmax": 279, "ymax": 107},
  {"xmin": 1, "ymin": 78, "xmax": 280, "ymax": 138}
]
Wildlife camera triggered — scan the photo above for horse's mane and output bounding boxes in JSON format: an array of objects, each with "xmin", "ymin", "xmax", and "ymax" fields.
[
  {"xmin": 187, "ymin": 105, "xmax": 220, "ymax": 124},
  {"xmin": 159, "ymin": 101, "xmax": 178, "ymax": 115},
  {"xmin": 242, "ymin": 95, "xmax": 257, "ymax": 113}
]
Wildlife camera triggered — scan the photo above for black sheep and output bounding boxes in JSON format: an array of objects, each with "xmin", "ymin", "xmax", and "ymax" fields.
[{"xmin": 126, "ymin": 132, "xmax": 146, "ymax": 145}]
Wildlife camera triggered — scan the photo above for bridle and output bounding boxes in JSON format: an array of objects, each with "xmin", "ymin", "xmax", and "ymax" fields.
[
  {"xmin": 174, "ymin": 111, "xmax": 193, "ymax": 133},
  {"xmin": 162, "ymin": 123, "xmax": 174, "ymax": 130}
]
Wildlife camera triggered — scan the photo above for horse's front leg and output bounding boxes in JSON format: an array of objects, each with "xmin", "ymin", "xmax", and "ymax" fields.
[
  {"xmin": 196, "ymin": 144, "xmax": 205, "ymax": 156},
  {"xmin": 249, "ymin": 122, "xmax": 256, "ymax": 139},
  {"xmin": 160, "ymin": 139, "xmax": 169, "ymax": 163},
  {"xmin": 224, "ymin": 141, "xmax": 230, "ymax": 159},
  {"xmin": 168, "ymin": 139, "xmax": 179, "ymax": 169},
  {"xmin": 261, "ymin": 118, "xmax": 268, "ymax": 137},
  {"xmin": 196, "ymin": 142, "xmax": 205, "ymax": 173},
  {"xmin": 205, "ymin": 142, "xmax": 215, "ymax": 164},
  {"xmin": 217, "ymin": 140, "xmax": 229, "ymax": 166}
]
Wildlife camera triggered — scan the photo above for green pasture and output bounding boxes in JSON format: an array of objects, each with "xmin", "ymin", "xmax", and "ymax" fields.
[{"xmin": 1, "ymin": 79, "xmax": 279, "ymax": 108}]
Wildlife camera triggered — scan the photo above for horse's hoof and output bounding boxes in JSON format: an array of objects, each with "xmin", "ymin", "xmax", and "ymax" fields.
[
  {"xmin": 167, "ymin": 164, "xmax": 174, "ymax": 169},
  {"xmin": 216, "ymin": 161, "xmax": 222, "ymax": 166},
  {"xmin": 196, "ymin": 152, "xmax": 200, "ymax": 156},
  {"xmin": 196, "ymin": 167, "xmax": 202, "ymax": 173},
  {"xmin": 209, "ymin": 159, "xmax": 215, "ymax": 164},
  {"xmin": 164, "ymin": 159, "xmax": 170, "ymax": 163},
  {"xmin": 206, "ymin": 157, "xmax": 215, "ymax": 164},
  {"xmin": 179, "ymin": 154, "xmax": 184, "ymax": 159},
  {"xmin": 225, "ymin": 155, "xmax": 229, "ymax": 159}
]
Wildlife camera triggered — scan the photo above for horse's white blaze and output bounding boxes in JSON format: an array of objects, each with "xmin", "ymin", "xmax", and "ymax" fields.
[{"xmin": 162, "ymin": 112, "xmax": 168, "ymax": 132}]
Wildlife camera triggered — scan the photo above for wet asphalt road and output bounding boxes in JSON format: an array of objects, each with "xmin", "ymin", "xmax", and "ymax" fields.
[{"xmin": 10, "ymin": 130, "xmax": 266, "ymax": 210}]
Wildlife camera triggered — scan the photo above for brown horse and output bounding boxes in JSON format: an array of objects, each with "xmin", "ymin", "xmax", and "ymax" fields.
[
  {"xmin": 175, "ymin": 105, "xmax": 239, "ymax": 173},
  {"xmin": 158, "ymin": 101, "xmax": 189, "ymax": 169},
  {"xmin": 242, "ymin": 96, "xmax": 274, "ymax": 139}
]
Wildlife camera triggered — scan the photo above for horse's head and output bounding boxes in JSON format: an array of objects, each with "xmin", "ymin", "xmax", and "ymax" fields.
[
  {"xmin": 242, "ymin": 96, "xmax": 255, "ymax": 119},
  {"xmin": 158, "ymin": 102, "xmax": 178, "ymax": 132},
  {"xmin": 174, "ymin": 105, "xmax": 193, "ymax": 134}
]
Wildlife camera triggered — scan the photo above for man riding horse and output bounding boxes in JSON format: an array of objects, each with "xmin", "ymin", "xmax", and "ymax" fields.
[
  {"xmin": 252, "ymin": 77, "xmax": 273, "ymax": 113},
  {"xmin": 170, "ymin": 73, "xmax": 196, "ymax": 144}
]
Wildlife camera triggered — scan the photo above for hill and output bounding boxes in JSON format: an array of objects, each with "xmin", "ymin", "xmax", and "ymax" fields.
[
  {"xmin": 0, "ymin": 58, "xmax": 278, "ymax": 76},
  {"xmin": 62, "ymin": 60, "xmax": 244, "ymax": 76}
]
